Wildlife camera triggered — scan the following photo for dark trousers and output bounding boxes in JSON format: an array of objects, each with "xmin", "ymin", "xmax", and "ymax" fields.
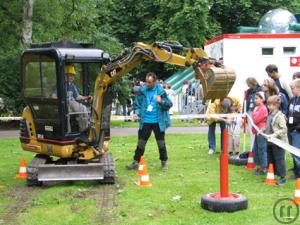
[
  {"xmin": 290, "ymin": 131, "xmax": 300, "ymax": 178},
  {"xmin": 134, "ymin": 123, "xmax": 168, "ymax": 162},
  {"xmin": 253, "ymin": 134, "xmax": 267, "ymax": 168},
  {"xmin": 267, "ymin": 144, "xmax": 286, "ymax": 177}
]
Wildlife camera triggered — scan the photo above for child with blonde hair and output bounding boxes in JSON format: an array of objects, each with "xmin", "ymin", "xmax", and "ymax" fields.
[
  {"xmin": 265, "ymin": 95, "xmax": 287, "ymax": 185},
  {"xmin": 224, "ymin": 106, "xmax": 243, "ymax": 156}
]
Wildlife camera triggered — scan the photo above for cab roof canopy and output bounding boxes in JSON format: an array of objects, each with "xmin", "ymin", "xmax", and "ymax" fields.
[{"xmin": 26, "ymin": 41, "xmax": 111, "ymax": 63}]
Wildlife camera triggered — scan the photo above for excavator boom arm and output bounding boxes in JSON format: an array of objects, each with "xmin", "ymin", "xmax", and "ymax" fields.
[
  {"xmin": 101, "ymin": 42, "xmax": 208, "ymax": 86},
  {"xmin": 83, "ymin": 41, "xmax": 235, "ymax": 160}
]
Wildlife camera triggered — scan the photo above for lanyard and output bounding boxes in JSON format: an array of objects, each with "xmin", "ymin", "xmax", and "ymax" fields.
[
  {"xmin": 290, "ymin": 97, "xmax": 299, "ymax": 116},
  {"xmin": 146, "ymin": 88, "xmax": 157, "ymax": 105},
  {"xmin": 147, "ymin": 95, "xmax": 154, "ymax": 105}
]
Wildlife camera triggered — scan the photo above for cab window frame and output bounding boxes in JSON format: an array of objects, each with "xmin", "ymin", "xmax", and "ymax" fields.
[{"xmin": 22, "ymin": 52, "xmax": 59, "ymax": 100}]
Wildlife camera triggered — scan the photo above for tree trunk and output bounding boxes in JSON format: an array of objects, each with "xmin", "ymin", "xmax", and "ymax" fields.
[{"xmin": 21, "ymin": 0, "xmax": 34, "ymax": 44}]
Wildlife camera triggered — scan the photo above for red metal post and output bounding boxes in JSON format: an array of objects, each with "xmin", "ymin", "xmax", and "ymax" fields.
[{"xmin": 220, "ymin": 128, "xmax": 229, "ymax": 198}]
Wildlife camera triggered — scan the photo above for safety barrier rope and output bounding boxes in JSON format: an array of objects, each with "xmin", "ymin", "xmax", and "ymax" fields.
[
  {"xmin": 0, "ymin": 117, "xmax": 22, "ymax": 121},
  {"xmin": 2, "ymin": 112, "xmax": 300, "ymax": 158},
  {"xmin": 0, "ymin": 113, "xmax": 243, "ymax": 121},
  {"xmin": 119, "ymin": 112, "xmax": 300, "ymax": 158},
  {"xmin": 113, "ymin": 113, "xmax": 244, "ymax": 121}
]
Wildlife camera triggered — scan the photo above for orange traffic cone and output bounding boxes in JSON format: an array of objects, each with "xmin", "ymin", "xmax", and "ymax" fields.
[
  {"xmin": 264, "ymin": 163, "xmax": 276, "ymax": 186},
  {"xmin": 136, "ymin": 164, "xmax": 152, "ymax": 187},
  {"xmin": 245, "ymin": 151, "xmax": 255, "ymax": 170},
  {"xmin": 16, "ymin": 159, "xmax": 28, "ymax": 179},
  {"xmin": 136, "ymin": 156, "xmax": 146, "ymax": 176},
  {"xmin": 292, "ymin": 178, "xmax": 300, "ymax": 206}
]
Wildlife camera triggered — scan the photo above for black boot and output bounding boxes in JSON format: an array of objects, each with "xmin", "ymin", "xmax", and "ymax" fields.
[
  {"xmin": 126, "ymin": 161, "xmax": 139, "ymax": 170},
  {"xmin": 161, "ymin": 161, "xmax": 168, "ymax": 170}
]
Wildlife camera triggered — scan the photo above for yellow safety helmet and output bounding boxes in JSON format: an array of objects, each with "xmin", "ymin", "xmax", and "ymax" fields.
[{"xmin": 64, "ymin": 65, "xmax": 76, "ymax": 75}]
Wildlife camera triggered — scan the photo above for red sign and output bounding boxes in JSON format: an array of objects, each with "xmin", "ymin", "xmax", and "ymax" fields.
[{"xmin": 290, "ymin": 57, "xmax": 300, "ymax": 67}]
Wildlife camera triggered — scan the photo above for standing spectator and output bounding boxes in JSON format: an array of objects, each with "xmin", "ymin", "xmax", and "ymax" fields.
[
  {"xmin": 165, "ymin": 84, "xmax": 175, "ymax": 115},
  {"xmin": 127, "ymin": 72, "xmax": 173, "ymax": 170},
  {"xmin": 245, "ymin": 77, "xmax": 262, "ymax": 150},
  {"xmin": 287, "ymin": 79, "xmax": 300, "ymax": 179},
  {"xmin": 182, "ymin": 80, "xmax": 189, "ymax": 106},
  {"xmin": 265, "ymin": 64, "xmax": 292, "ymax": 101},
  {"xmin": 186, "ymin": 81, "xmax": 196, "ymax": 103},
  {"xmin": 265, "ymin": 95, "xmax": 287, "ymax": 185},
  {"xmin": 206, "ymin": 96, "xmax": 242, "ymax": 155},
  {"xmin": 223, "ymin": 106, "xmax": 243, "ymax": 156},
  {"xmin": 122, "ymin": 99, "xmax": 132, "ymax": 122},
  {"xmin": 262, "ymin": 78, "xmax": 288, "ymax": 115},
  {"xmin": 288, "ymin": 72, "xmax": 300, "ymax": 171},
  {"xmin": 252, "ymin": 92, "xmax": 268, "ymax": 175},
  {"xmin": 194, "ymin": 81, "xmax": 204, "ymax": 101}
]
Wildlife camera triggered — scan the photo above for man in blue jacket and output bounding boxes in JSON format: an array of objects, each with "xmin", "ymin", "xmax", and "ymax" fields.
[{"xmin": 127, "ymin": 72, "xmax": 172, "ymax": 170}]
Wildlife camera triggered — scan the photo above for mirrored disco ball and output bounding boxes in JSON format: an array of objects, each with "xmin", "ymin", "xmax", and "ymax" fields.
[{"xmin": 258, "ymin": 8, "xmax": 297, "ymax": 33}]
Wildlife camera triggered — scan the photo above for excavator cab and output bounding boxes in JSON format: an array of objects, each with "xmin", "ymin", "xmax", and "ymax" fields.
[
  {"xmin": 19, "ymin": 40, "xmax": 236, "ymax": 186},
  {"xmin": 20, "ymin": 42, "xmax": 114, "ymax": 185},
  {"xmin": 20, "ymin": 42, "xmax": 110, "ymax": 145}
]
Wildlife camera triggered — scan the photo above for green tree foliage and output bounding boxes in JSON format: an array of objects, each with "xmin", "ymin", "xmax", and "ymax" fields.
[
  {"xmin": 1, "ymin": 0, "xmax": 300, "ymax": 114},
  {"xmin": 102, "ymin": 0, "xmax": 212, "ymax": 79},
  {"xmin": 33, "ymin": 0, "xmax": 100, "ymax": 43},
  {"xmin": 0, "ymin": 0, "xmax": 123, "ymax": 115},
  {"xmin": 209, "ymin": 0, "xmax": 300, "ymax": 33},
  {"xmin": 105, "ymin": 0, "xmax": 210, "ymax": 47},
  {"xmin": 0, "ymin": 1, "xmax": 22, "ymax": 52},
  {"xmin": 0, "ymin": 2, "xmax": 23, "ymax": 115},
  {"xmin": 0, "ymin": 48, "xmax": 23, "ymax": 115}
]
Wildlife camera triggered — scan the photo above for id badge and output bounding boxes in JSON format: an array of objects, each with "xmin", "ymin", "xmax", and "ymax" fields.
[
  {"xmin": 147, "ymin": 105, "xmax": 153, "ymax": 112},
  {"xmin": 250, "ymin": 103, "xmax": 254, "ymax": 108},
  {"xmin": 289, "ymin": 117, "xmax": 294, "ymax": 124}
]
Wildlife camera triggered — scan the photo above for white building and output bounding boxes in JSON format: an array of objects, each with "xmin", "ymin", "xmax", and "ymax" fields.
[
  {"xmin": 204, "ymin": 8, "xmax": 300, "ymax": 101},
  {"xmin": 204, "ymin": 33, "xmax": 300, "ymax": 100}
]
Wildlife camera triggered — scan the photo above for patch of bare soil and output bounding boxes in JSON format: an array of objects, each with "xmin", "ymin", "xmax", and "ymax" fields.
[
  {"xmin": 73, "ymin": 183, "xmax": 119, "ymax": 224},
  {"xmin": 0, "ymin": 180, "xmax": 121, "ymax": 225},
  {"xmin": 0, "ymin": 183, "xmax": 41, "ymax": 225}
]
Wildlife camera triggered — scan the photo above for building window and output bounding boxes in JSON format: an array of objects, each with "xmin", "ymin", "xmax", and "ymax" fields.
[
  {"xmin": 283, "ymin": 47, "xmax": 296, "ymax": 55},
  {"xmin": 262, "ymin": 47, "xmax": 274, "ymax": 55}
]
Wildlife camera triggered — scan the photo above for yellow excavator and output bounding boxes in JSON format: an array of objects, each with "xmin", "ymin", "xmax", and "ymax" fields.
[{"xmin": 20, "ymin": 41, "xmax": 235, "ymax": 185}]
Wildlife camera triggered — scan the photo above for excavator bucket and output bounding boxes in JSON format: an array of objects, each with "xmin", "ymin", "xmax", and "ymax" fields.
[{"xmin": 194, "ymin": 63, "xmax": 236, "ymax": 100}]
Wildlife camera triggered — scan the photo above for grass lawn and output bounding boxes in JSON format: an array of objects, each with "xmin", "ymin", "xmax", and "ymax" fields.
[{"xmin": 0, "ymin": 134, "xmax": 297, "ymax": 225}]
